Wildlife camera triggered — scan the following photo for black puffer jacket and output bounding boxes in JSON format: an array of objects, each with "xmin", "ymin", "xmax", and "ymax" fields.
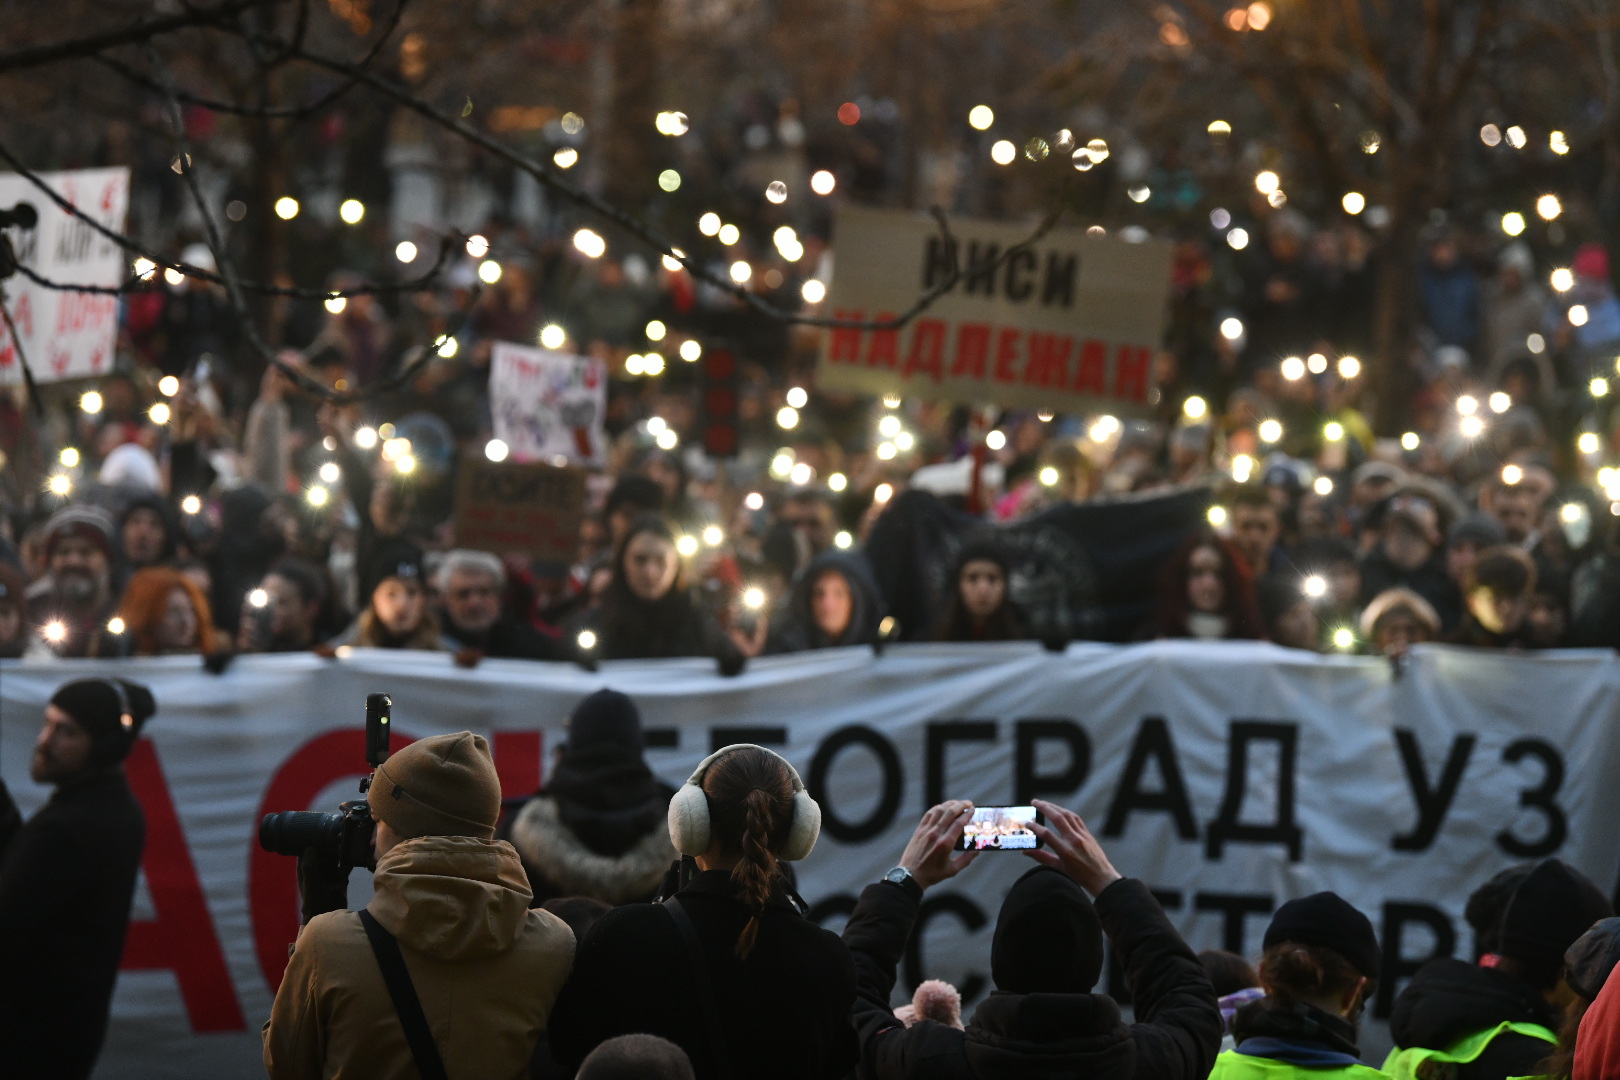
[
  {"xmin": 1389, "ymin": 958, "xmax": 1560, "ymax": 1080},
  {"xmin": 842, "ymin": 876, "xmax": 1221, "ymax": 1080}
]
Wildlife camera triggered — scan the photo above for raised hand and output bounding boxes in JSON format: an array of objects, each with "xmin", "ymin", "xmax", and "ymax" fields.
[
  {"xmin": 1026, "ymin": 799, "xmax": 1123, "ymax": 896},
  {"xmin": 898, "ymin": 800, "xmax": 980, "ymax": 890}
]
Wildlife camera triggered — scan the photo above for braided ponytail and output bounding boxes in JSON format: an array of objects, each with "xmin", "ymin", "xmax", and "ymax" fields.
[{"xmin": 703, "ymin": 748, "xmax": 795, "ymax": 960}]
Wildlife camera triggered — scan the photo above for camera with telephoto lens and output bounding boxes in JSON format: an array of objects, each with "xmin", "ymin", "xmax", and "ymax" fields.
[{"xmin": 258, "ymin": 693, "xmax": 393, "ymax": 870}]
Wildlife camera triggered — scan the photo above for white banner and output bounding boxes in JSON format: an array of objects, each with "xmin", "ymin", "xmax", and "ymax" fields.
[
  {"xmin": 0, "ymin": 167, "xmax": 129, "ymax": 385},
  {"xmin": 490, "ymin": 341, "xmax": 608, "ymax": 464},
  {"xmin": 2, "ymin": 642, "xmax": 1617, "ymax": 1079},
  {"xmin": 819, "ymin": 206, "xmax": 1173, "ymax": 414}
]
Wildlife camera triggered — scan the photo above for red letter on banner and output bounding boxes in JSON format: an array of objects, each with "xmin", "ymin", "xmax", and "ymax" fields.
[
  {"xmin": 1074, "ymin": 339, "xmax": 1108, "ymax": 394},
  {"xmin": 865, "ymin": 312, "xmax": 899, "ymax": 368},
  {"xmin": 951, "ymin": 323, "xmax": 990, "ymax": 378},
  {"xmin": 1113, "ymin": 345, "xmax": 1150, "ymax": 401},
  {"xmin": 494, "ymin": 731, "xmax": 543, "ymax": 798},
  {"xmin": 1024, "ymin": 333, "xmax": 1073, "ymax": 387},
  {"xmin": 901, "ymin": 319, "xmax": 946, "ymax": 381},
  {"xmin": 121, "ymin": 740, "xmax": 247, "ymax": 1031},
  {"xmin": 829, "ymin": 311, "xmax": 865, "ymax": 362},
  {"xmin": 992, "ymin": 328, "xmax": 1022, "ymax": 383}
]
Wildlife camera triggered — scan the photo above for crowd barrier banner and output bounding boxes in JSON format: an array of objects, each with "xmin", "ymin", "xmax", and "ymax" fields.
[{"xmin": 2, "ymin": 641, "xmax": 1617, "ymax": 1079}]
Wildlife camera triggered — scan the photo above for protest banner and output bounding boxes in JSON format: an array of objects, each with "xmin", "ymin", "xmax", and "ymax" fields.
[
  {"xmin": 0, "ymin": 167, "xmax": 129, "ymax": 385},
  {"xmin": 451, "ymin": 456, "xmax": 586, "ymax": 564},
  {"xmin": 490, "ymin": 341, "xmax": 608, "ymax": 464},
  {"xmin": 3, "ymin": 642, "xmax": 1616, "ymax": 1077},
  {"xmin": 817, "ymin": 206, "xmax": 1174, "ymax": 415}
]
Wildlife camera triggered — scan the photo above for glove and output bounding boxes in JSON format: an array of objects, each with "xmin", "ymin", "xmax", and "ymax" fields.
[{"xmin": 297, "ymin": 848, "xmax": 353, "ymax": 924}]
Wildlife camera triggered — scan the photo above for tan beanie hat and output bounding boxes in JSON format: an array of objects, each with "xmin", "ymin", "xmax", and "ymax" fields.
[{"xmin": 367, "ymin": 732, "xmax": 501, "ymax": 840}]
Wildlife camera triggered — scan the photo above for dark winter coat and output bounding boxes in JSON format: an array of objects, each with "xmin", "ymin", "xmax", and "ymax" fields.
[
  {"xmin": 568, "ymin": 587, "xmax": 744, "ymax": 672},
  {"xmin": 442, "ymin": 612, "xmax": 560, "ymax": 660},
  {"xmin": 0, "ymin": 769, "xmax": 146, "ymax": 1080},
  {"xmin": 1358, "ymin": 549, "xmax": 1462, "ymax": 631},
  {"xmin": 1388, "ymin": 958, "xmax": 1561, "ymax": 1080},
  {"xmin": 548, "ymin": 869, "xmax": 859, "ymax": 1080},
  {"xmin": 507, "ymin": 793, "xmax": 675, "ymax": 907},
  {"xmin": 841, "ymin": 876, "xmax": 1222, "ymax": 1080}
]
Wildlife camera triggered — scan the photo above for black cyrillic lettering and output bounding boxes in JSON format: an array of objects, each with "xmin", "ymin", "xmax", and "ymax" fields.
[
  {"xmin": 1374, "ymin": 902, "xmax": 1456, "ymax": 1019},
  {"xmin": 921, "ymin": 237, "xmax": 957, "ymax": 291},
  {"xmin": 1392, "ymin": 731, "xmax": 1475, "ymax": 851},
  {"xmin": 1041, "ymin": 252, "xmax": 1078, "ymax": 307},
  {"xmin": 905, "ymin": 894, "xmax": 988, "ymax": 1004},
  {"xmin": 925, "ymin": 721, "xmax": 997, "ymax": 808},
  {"xmin": 1103, "ymin": 717, "xmax": 1197, "ymax": 841},
  {"xmin": 1495, "ymin": 738, "xmax": 1567, "ymax": 857},
  {"xmin": 1206, "ymin": 721, "xmax": 1303, "ymax": 861},
  {"xmin": 1003, "ymin": 249, "xmax": 1037, "ymax": 301},
  {"xmin": 964, "ymin": 242, "xmax": 1000, "ymax": 295},
  {"xmin": 808, "ymin": 725, "xmax": 904, "ymax": 843},
  {"xmin": 1014, "ymin": 719, "xmax": 1091, "ymax": 804},
  {"xmin": 711, "ymin": 727, "xmax": 787, "ymax": 752},
  {"xmin": 1195, "ymin": 892, "xmax": 1275, "ymax": 955}
]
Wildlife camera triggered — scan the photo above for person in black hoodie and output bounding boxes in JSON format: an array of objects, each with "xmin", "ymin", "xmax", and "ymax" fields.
[
  {"xmin": 0, "ymin": 677, "xmax": 155, "ymax": 1080},
  {"xmin": 1386, "ymin": 860, "xmax": 1614, "ymax": 1080},
  {"xmin": 508, "ymin": 689, "xmax": 677, "ymax": 907},
  {"xmin": 567, "ymin": 515, "xmax": 744, "ymax": 673},
  {"xmin": 841, "ymin": 797, "xmax": 1221, "ymax": 1080},
  {"xmin": 764, "ymin": 549, "xmax": 885, "ymax": 654}
]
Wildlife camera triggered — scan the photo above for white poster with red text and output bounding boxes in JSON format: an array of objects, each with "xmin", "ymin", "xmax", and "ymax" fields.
[{"xmin": 1, "ymin": 642, "xmax": 1617, "ymax": 1078}]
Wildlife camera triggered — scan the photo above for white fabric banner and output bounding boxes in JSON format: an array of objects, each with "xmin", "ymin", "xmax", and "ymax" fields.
[
  {"xmin": 489, "ymin": 341, "xmax": 608, "ymax": 464},
  {"xmin": 2, "ymin": 642, "xmax": 1617, "ymax": 1079},
  {"xmin": 0, "ymin": 167, "xmax": 129, "ymax": 385}
]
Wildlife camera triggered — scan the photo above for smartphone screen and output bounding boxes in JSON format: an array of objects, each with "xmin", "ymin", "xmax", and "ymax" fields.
[{"xmin": 957, "ymin": 805, "xmax": 1043, "ymax": 851}]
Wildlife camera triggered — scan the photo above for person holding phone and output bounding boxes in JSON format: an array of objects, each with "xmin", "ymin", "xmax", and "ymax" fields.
[{"xmin": 841, "ymin": 798, "xmax": 1221, "ymax": 1080}]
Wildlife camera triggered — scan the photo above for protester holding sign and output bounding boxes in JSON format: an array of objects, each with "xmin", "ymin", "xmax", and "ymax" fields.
[{"xmin": 841, "ymin": 797, "xmax": 1221, "ymax": 1080}]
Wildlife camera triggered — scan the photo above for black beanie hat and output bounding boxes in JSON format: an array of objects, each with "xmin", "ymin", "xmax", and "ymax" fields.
[
  {"xmin": 1465, "ymin": 863, "xmax": 1537, "ymax": 956},
  {"xmin": 1499, "ymin": 860, "xmax": 1614, "ymax": 976},
  {"xmin": 991, "ymin": 866, "xmax": 1105, "ymax": 994},
  {"xmin": 566, "ymin": 689, "xmax": 644, "ymax": 756},
  {"xmin": 1565, "ymin": 918, "xmax": 1620, "ymax": 1001},
  {"xmin": 1264, "ymin": 892, "xmax": 1381, "ymax": 981},
  {"xmin": 365, "ymin": 539, "xmax": 426, "ymax": 602},
  {"xmin": 49, "ymin": 678, "xmax": 156, "ymax": 766}
]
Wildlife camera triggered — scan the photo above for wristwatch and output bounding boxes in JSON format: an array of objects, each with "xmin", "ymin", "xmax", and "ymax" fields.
[{"xmin": 883, "ymin": 865, "xmax": 922, "ymax": 900}]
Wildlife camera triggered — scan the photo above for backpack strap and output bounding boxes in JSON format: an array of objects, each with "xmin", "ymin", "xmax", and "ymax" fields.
[
  {"xmin": 662, "ymin": 897, "xmax": 736, "ymax": 1080},
  {"xmin": 358, "ymin": 908, "xmax": 451, "ymax": 1080}
]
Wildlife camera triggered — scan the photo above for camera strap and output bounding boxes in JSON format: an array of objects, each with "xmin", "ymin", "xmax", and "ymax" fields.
[
  {"xmin": 358, "ymin": 909, "xmax": 450, "ymax": 1080},
  {"xmin": 661, "ymin": 897, "xmax": 735, "ymax": 1080}
]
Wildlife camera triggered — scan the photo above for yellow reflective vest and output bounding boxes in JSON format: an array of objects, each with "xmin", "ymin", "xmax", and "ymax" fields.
[
  {"xmin": 1382, "ymin": 1021, "xmax": 1558, "ymax": 1080},
  {"xmin": 1210, "ymin": 1049, "xmax": 1394, "ymax": 1080}
]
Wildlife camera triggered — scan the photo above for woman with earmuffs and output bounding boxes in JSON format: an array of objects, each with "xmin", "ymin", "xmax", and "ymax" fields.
[{"xmin": 547, "ymin": 744, "xmax": 858, "ymax": 1080}]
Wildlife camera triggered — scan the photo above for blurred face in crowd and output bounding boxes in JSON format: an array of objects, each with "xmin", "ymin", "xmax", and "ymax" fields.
[
  {"xmin": 1447, "ymin": 540, "xmax": 1483, "ymax": 585},
  {"xmin": 1374, "ymin": 611, "xmax": 1430, "ymax": 657},
  {"xmin": 1487, "ymin": 486, "xmax": 1537, "ymax": 543},
  {"xmin": 263, "ymin": 572, "xmax": 317, "ymax": 646},
  {"xmin": 959, "ymin": 560, "xmax": 1007, "ymax": 622},
  {"xmin": 1187, "ymin": 545, "xmax": 1226, "ymax": 614},
  {"xmin": 624, "ymin": 532, "xmax": 678, "ymax": 602},
  {"xmin": 122, "ymin": 508, "xmax": 167, "ymax": 566},
  {"xmin": 1469, "ymin": 586, "xmax": 1527, "ymax": 635},
  {"xmin": 811, "ymin": 570, "xmax": 854, "ymax": 641},
  {"xmin": 1526, "ymin": 593, "xmax": 1566, "ymax": 647},
  {"xmin": 578, "ymin": 517, "xmax": 608, "ymax": 566},
  {"xmin": 444, "ymin": 568, "xmax": 502, "ymax": 634},
  {"xmin": 157, "ymin": 587, "xmax": 201, "ymax": 653},
  {"xmin": 643, "ymin": 458, "xmax": 682, "ymax": 505},
  {"xmin": 32, "ymin": 704, "xmax": 93, "ymax": 785},
  {"xmin": 51, "ymin": 536, "xmax": 109, "ymax": 605},
  {"xmin": 1272, "ymin": 599, "xmax": 1319, "ymax": 651},
  {"xmin": 0, "ymin": 602, "xmax": 20, "ymax": 646},
  {"xmin": 1231, "ymin": 504, "xmax": 1279, "ymax": 574},
  {"xmin": 1383, "ymin": 519, "xmax": 1435, "ymax": 572},
  {"xmin": 1325, "ymin": 560, "xmax": 1362, "ymax": 609},
  {"xmin": 373, "ymin": 577, "xmax": 427, "ymax": 636},
  {"xmin": 783, "ymin": 496, "xmax": 835, "ymax": 555}
]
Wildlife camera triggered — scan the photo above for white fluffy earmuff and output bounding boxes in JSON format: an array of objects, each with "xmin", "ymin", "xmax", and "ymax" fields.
[{"xmin": 667, "ymin": 743, "xmax": 821, "ymax": 861}]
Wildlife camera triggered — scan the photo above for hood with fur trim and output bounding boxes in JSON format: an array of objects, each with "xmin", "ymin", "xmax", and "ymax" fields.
[{"xmin": 509, "ymin": 794, "xmax": 676, "ymax": 906}]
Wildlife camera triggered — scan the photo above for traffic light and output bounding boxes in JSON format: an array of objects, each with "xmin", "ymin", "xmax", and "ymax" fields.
[{"xmin": 701, "ymin": 346, "xmax": 739, "ymax": 456}]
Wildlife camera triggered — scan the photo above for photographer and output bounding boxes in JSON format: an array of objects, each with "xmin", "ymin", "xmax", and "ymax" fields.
[
  {"xmin": 262, "ymin": 732, "xmax": 576, "ymax": 1079},
  {"xmin": 0, "ymin": 678, "xmax": 156, "ymax": 1080},
  {"xmin": 841, "ymin": 798, "xmax": 1220, "ymax": 1080}
]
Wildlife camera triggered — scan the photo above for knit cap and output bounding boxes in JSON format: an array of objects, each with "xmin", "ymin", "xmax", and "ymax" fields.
[
  {"xmin": 991, "ymin": 866, "xmax": 1105, "ymax": 994},
  {"xmin": 1566, "ymin": 919, "xmax": 1620, "ymax": 1001},
  {"xmin": 1500, "ymin": 860, "xmax": 1614, "ymax": 976},
  {"xmin": 44, "ymin": 504, "xmax": 116, "ymax": 560},
  {"xmin": 367, "ymin": 731, "xmax": 501, "ymax": 840},
  {"xmin": 566, "ymin": 689, "xmax": 644, "ymax": 756},
  {"xmin": 49, "ymin": 678, "xmax": 157, "ymax": 766},
  {"xmin": 1263, "ymin": 892, "xmax": 1381, "ymax": 981}
]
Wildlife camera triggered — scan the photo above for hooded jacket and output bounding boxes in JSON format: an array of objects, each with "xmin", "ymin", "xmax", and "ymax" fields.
[
  {"xmin": 841, "ymin": 876, "xmax": 1221, "ymax": 1080},
  {"xmin": 767, "ymin": 550, "xmax": 885, "ymax": 653},
  {"xmin": 1387, "ymin": 958, "xmax": 1560, "ymax": 1080},
  {"xmin": 0, "ymin": 770, "xmax": 146, "ymax": 1080},
  {"xmin": 263, "ymin": 835, "xmax": 575, "ymax": 1080},
  {"xmin": 508, "ymin": 794, "xmax": 676, "ymax": 907}
]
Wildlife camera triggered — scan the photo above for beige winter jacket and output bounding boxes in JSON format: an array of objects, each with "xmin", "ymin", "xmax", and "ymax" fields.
[{"xmin": 263, "ymin": 834, "xmax": 575, "ymax": 1080}]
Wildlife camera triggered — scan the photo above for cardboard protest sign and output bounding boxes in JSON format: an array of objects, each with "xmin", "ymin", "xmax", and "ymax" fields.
[
  {"xmin": 0, "ymin": 167, "xmax": 129, "ymax": 385},
  {"xmin": 490, "ymin": 341, "xmax": 607, "ymax": 463},
  {"xmin": 818, "ymin": 206, "xmax": 1173, "ymax": 415},
  {"xmin": 451, "ymin": 456, "xmax": 585, "ymax": 564}
]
